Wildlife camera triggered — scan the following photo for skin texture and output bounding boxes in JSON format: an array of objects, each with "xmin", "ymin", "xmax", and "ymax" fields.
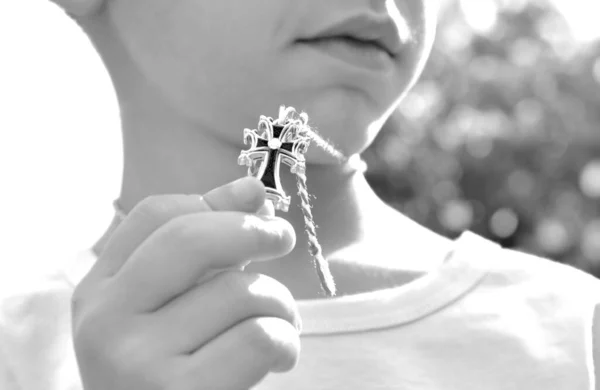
[
  {"xmin": 50, "ymin": 0, "xmax": 600, "ymax": 388},
  {"xmin": 90, "ymin": 0, "xmax": 437, "ymax": 158},
  {"xmin": 69, "ymin": 0, "xmax": 450, "ymax": 299},
  {"xmin": 52, "ymin": 1, "xmax": 482, "ymax": 388},
  {"xmin": 73, "ymin": 177, "xmax": 304, "ymax": 390}
]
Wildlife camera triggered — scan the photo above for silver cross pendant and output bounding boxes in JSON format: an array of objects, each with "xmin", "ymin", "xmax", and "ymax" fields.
[{"xmin": 238, "ymin": 107, "xmax": 311, "ymax": 212}]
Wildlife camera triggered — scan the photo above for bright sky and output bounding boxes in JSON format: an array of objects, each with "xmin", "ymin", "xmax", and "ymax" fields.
[
  {"xmin": 0, "ymin": 1, "xmax": 121, "ymax": 279},
  {"xmin": 0, "ymin": 0, "xmax": 598, "ymax": 280}
]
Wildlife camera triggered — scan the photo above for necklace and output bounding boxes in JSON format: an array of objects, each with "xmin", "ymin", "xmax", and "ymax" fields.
[{"xmin": 96, "ymin": 106, "xmax": 368, "ymax": 297}]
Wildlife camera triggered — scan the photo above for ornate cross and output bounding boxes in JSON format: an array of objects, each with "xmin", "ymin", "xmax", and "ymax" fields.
[{"xmin": 238, "ymin": 111, "xmax": 311, "ymax": 212}]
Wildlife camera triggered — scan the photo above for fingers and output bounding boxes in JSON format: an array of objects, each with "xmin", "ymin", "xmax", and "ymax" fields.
[
  {"xmin": 175, "ymin": 317, "xmax": 301, "ymax": 389},
  {"xmin": 203, "ymin": 176, "xmax": 266, "ymax": 213},
  {"xmin": 108, "ymin": 212, "xmax": 296, "ymax": 312},
  {"xmin": 87, "ymin": 176, "xmax": 266, "ymax": 282},
  {"xmin": 151, "ymin": 271, "xmax": 301, "ymax": 354},
  {"xmin": 256, "ymin": 199, "xmax": 276, "ymax": 217}
]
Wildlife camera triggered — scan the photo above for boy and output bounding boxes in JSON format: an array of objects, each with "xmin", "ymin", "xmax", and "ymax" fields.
[{"xmin": 1, "ymin": 0, "xmax": 600, "ymax": 389}]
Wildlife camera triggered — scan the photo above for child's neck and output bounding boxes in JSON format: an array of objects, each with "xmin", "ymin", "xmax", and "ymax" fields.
[
  {"xmin": 102, "ymin": 88, "xmax": 451, "ymax": 299},
  {"xmin": 116, "ymin": 93, "xmax": 376, "ymax": 244}
]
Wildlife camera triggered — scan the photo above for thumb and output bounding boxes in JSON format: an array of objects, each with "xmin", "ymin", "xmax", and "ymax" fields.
[
  {"xmin": 84, "ymin": 176, "xmax": 266, "ymax": 283},
  {"xmin": 256, "ymin": 199, "xmax": 276, "ymax": 217}
]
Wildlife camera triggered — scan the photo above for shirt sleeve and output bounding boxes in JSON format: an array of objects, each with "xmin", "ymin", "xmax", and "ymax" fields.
[
  {"xmin": 0, "ymin": 285, "xmax": 26, "ymax": 390},
  {"xmin": 0, "ymin": 273, "xmax": 82, "ymax": 390},
  {"xmin": 0, "ymin": 342, "xmax": 21, "ymax": 390}
]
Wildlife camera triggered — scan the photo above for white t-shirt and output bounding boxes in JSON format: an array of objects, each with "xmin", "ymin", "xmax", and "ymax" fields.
[{"xmin": 1, "ymin": 232, "xmax": 599, "ymax": 389}]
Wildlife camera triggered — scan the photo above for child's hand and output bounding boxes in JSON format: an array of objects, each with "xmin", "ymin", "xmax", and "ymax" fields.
[{"xmin": 72, "ymin": 177, "xmax": 301, "ymax": 390}]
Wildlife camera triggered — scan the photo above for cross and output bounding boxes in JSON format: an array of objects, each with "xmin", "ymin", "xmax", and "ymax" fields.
[{"xmin": 238, "ymin": 114, "xmax": 311, "ymax": 212}]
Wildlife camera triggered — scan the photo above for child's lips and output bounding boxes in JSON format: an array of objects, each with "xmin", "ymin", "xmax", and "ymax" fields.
[
  {"xmin": 304, "ymin": 13, "xmax": 408, "ymax": 59},
  {"xmin": 296, "ymin": 36, "xmax": 396, "ymax": 73}
]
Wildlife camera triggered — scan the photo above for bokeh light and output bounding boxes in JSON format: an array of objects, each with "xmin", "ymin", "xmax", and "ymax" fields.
[
  {"xmin": 535, "ymin": 218, "xmax": 572, "ymax": 255},
  {"xmin": 490, "ymin": 208, "xmax": 520, "ymax": 239},
  {"xmin": 366, "ymin": 0, "xmax": 600, "ymax": 276},
  {"xmin": 582, "ymin": 220, "xmax": 600, "ymax": 265},
  {"xmin": 579, "ymin": 160, "xmax": 600, "ymax": 198},
  {"xmin": 1, "ymin": 0, "xmax": 599, "ymax": 278}
]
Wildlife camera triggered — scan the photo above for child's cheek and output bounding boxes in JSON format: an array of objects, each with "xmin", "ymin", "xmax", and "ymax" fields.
[
  {"xmin": 105, "ymin": 1, "xmax": 183, "ymax": 77},
  {"xmin": 105, "ymin": 2, "xmax": 248, "ymax": 111},
  {"xmin": 393, "ymin": 0, "xmax": 438, "ymax": 90}
]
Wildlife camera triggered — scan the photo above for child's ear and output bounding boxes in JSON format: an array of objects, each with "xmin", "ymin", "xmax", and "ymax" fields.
[{"xmin": 51, "ymin": 0, "xmax": 105, "ymax": 17}]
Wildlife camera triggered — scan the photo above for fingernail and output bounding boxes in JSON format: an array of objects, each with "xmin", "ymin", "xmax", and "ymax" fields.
[{"xmin": 257, "ymin": 200, "xmax": 275, "ymax": 217}]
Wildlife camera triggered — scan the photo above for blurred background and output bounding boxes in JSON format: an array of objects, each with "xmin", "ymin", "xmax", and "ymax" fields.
[
  {"xmin": 366, "ymin": 0, "xmax": 600, "ymax": 277},
  {"xmin": 0, "ymin": 0, "xmax": 599, "ymax": 282}
]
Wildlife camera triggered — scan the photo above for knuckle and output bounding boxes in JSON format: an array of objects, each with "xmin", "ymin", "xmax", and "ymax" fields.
[
  {"xmin": 134, "ymin": 195, "xmax": 167, "ymax": 218},
  {"xmin": 132, "ymin": 194, "xmax": 207, "ymax": 223},
  {"xmin": 214, "ymin": 272, "xmax": 301, "ymax": 331},
  {"xmin": 243, "ymin": 318, "xmax": 300, "ymax": 373},
  {"xmin": 244, "ymin": 318, "xmax": 280, "ymax": 357},
  {"xmin": 243, "ymin": 216, "xmax": 270, "ymax": 250},
  {"xmin": 252, "ymin": 274, "xmax": 298, "ymax": 318},
  {"xmin": 162, "ymin": 215, "xmax": 208, "ymax": 251},
  {"xmin": 217, "ymin": 270, "xmax": 251, "ymax": 296},
  {"xmin": 72, "ymin": 304, "xmax": 112, "ymax": 358},
  {"xmin": 244, "ymin": 216, "xmax": 290, "ymax": 256},
  {"xmin": 74, "ymin": 308, "xmax": 159, "ymax": 378},
  {"xmin": 215, "ymin": 271, "xmax": 263, "ymax": 314},
  {"xmin": 209, "ymin": 271, "xmax": 254, "ymax": 310},
  {"xmin": 72, "ymin": 294, "xmax": 125, "ymax": 358},
  {"xmin": 71, "ymin": 281, "xmax": 107, "ymax": 330},
  {"xmin": 132, "ymin": 194, "xmax": 190, "ymax": 223},
  {"xmin": 107, "ymin": 326, "xmax": 156, "ymax": 373}
]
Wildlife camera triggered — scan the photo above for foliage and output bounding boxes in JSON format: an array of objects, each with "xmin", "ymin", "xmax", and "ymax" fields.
[{"xmin": 365, "ymin": 0, "xmax": 600, "ymax": 276}]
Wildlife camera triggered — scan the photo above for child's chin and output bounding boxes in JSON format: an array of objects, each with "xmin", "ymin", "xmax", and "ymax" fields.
[
  {"xmin": 303, "ymin": 137, "xmax": 366, "ymax": 166},
  {"xmin": 295, "ymin": 99, "xmax": 383, "ymax": 157},
  {"xmin": 304, "ymin": 147, "xmax": 345, "ymax": 165}
]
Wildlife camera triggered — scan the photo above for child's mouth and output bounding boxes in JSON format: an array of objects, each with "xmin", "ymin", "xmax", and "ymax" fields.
[{"xmin": 296, "ymin": 36, "xmax": 395, "ymax": 72}]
